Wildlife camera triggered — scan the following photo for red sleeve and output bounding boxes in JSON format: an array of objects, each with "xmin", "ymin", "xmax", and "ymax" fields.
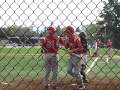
[
  {"xmin": 59, "ymin": 37, "xmax": 64, "ymax": 45},
  {"xmin": 59, "ymin": 37, "xmax": 69, "ymax": 49},
  {"xmin": 41, "ymin": 38, "xmax": 47, "ymax": 50}
]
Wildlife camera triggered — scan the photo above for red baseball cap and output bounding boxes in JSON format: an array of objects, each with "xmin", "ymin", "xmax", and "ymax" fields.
[
  {"xmin": 65, "ymin": 26, "xmax": 74, "ymax": 35},
  {"xmin": 47, "ymin": 26, "xmax": 56, "ymax": 33}
]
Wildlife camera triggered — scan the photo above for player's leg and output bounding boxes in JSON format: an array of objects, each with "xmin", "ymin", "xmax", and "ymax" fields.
[
  {"xmin": 93, "ymin": 47, "xmax": 98, "ymax": 57},
  {"xmin": 81, "ymin": 64, "xmax": 88, "ymax": 83},
  {"xmin": 67, "ymin": 56, "xmax": 74, "ymax": 77},
  {"xmin": 97, "ymin": 47, "xmax": 99, "ymax": 56},
  {"xmin": 51, "ymin": 55, "xmax": 58, "ymax": 90},
  {"xmin": 110, "ymin": 48, "xmax": 112, "ymax": 57},
  {"xmin": 109, "ymin": 48, "xmax": 112, "ymax": 57},
  {"xmin": 43, "ymin": 54, "xmax": 52, "ymax": 89},
  {"xmin": 80, "ymin": 54, "xmax": 88, "ymax": 83},
  {"xmin": 72, "ymin": 56, "xmax": 85, "ymax": 89}
]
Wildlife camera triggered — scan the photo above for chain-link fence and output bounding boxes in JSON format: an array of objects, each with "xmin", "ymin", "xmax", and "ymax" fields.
[{"xmin": 0, "ymin": 0, "xmax": 120, "ymax": 90}]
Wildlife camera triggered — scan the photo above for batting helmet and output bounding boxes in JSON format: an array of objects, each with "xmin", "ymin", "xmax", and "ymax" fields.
[
  {"xmin": 65, "ymin": 26, "xmax": 74, "ymax": 35},
  {"xmin": 47, "ymin": 26, "xmax": 56, "ymax": 33},
  {"xmin": 64, "ymin": 30, "xmax": 69, "ymax": 35},
  {"xmin": 79, "ymin": 31, "xmax": 86, "ymax": 38}
]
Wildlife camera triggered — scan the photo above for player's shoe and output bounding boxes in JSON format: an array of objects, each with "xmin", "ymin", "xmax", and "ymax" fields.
[
  {"xmin": 76, "ymin": 79, "xmax": 85, "ymax": 90},
  {"xmin": 83, "ymin": 79, "xmax": 89, "ymax": 83},
  {"xmin": 43, "ymin": 85, "xmax": 48, "ymax": 90},
  {"xmin": 52, "ymin": 85, "xmax": 57, "ymax": 90},
  {"xmin": 68, "ymin": 71, "xmax": 75, "ymax": 77},
  {"xmin": 79, "ymin": 85, "xmax": 85, "ymax": 90}
]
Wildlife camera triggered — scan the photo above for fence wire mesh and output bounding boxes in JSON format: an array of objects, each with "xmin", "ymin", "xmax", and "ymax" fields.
[{"xmin": 0, "ymin": 0, "xmax": 120, "ymax": 90}]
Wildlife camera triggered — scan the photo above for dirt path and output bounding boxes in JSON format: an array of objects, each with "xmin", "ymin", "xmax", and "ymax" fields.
[{"xmin": 0, "ymin": 79, "xmax": 120, "ymax": 90}]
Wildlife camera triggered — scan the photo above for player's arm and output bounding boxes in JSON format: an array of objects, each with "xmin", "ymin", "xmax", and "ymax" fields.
[
  {"xmin": 40, "ymin": 38, "xmax": 48, "ymax": 53},
  {"xmin": 60, "ymin": 38, "xmax": 69, "ymax": 49},
  {"xmin": 59, "ymin": 37, "xmax": 65, "ymax": 46},
  {"xmin": 69, "ymin": 38, "xmax": 83, "ymax": 54}
]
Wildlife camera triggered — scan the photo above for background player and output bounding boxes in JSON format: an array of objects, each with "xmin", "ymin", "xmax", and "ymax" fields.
[
  {"xmin": 92, "ymin": 39, "xmax": 101, "ymax": 57},
  {"xmin": 107, "ymin": 39, "xmax": 112, "ymax": 57}
]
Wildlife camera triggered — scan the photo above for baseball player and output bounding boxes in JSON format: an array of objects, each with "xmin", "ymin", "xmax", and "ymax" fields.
[
  {"xmin": 79, "ymin": 32, "xmax": 88, "ymax": 83},
  {"xmin": 107, "ymin": 39, "xmax": 112, "ymax": 57},
  {"xmin": 41, "ymin": 26, "xmax": 60, "ymax": 90},
  {"xmin": 93, "ymin": 39, "xmax": 101, "ymax": 57},
  {"xmin": 63, "ymin": 26, "xmax": 85, "ymax": 89}
]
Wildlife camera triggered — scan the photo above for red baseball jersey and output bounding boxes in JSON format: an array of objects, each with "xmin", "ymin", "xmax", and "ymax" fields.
[
  {"xmin": 96, "ymin": 40, "xmax": 101, "ymax": 47},
  {"xmin": 64, "ymin": 35, "xmax": 83, "ymax": 54},
  {"xmin": 107, "ymin": 40, "xmax": 112, "ymax": 48},
  {"xmin": 41, "ymin": 34, "xmax": 59, "ymax": 53}
]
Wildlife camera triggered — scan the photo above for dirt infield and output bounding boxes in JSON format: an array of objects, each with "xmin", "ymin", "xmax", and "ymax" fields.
[{"xmin": 0, "ymin": 79, "xmax": 120, "ymax": 90}]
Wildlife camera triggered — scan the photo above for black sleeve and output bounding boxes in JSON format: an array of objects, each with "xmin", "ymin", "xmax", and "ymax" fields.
[{"xmin": 82, "ymin": 38, "xmax": 88, "ymax": 52}]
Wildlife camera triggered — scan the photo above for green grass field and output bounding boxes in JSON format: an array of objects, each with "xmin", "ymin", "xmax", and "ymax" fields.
[{"xmin": 0, "ymin": 47, "xmax": 120, "ymax": 83}]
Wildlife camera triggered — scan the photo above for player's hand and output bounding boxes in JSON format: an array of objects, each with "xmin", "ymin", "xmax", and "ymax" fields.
[
  {"xmin": 65, "ymin": 49, "xmax": 70, "ymax": 54},
  {"xmin": 68, "ymin": 50, "xmax": 73, "ymax": 54}
]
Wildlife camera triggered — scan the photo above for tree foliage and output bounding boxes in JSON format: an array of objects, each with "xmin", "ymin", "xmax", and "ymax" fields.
[
  {"xmin": 97, "ymin": 0, "xmax": 120, "ymax": 48},
  {"xmin": 0, "ymin": 25, "xmax": 38, "ymax": 38}
]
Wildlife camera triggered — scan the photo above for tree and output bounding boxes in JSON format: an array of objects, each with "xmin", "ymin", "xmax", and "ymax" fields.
[
  {"xmin": 5, "ymin": 25, "xmax": 37, "ymax": 37},
  {"xmin": 0, "ymin": 28, "xmax": 7, "ymax": 39},
  {"xmin": 97, "ymin": 0, "xmax": 120, "ymax": 49}
]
